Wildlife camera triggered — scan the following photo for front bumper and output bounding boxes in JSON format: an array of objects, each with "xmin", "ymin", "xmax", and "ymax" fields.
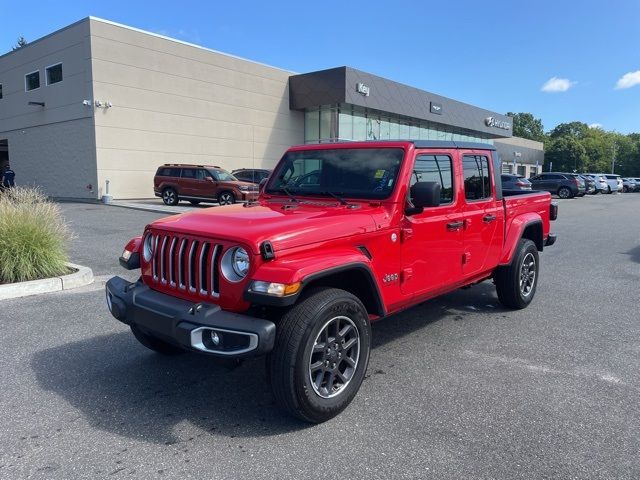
[{"xmin": 106, "ymin": 276, "xmax": 275, "ymax": 358}]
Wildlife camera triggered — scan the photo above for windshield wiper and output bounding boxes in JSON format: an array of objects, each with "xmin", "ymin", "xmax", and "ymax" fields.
[
  {"xmin": 320, "ymin": 191, "xmax": 348, "ymax": 205},
  {"xmin": 272, "ymin": 186, "xmax": 299, "ymax": 202}
]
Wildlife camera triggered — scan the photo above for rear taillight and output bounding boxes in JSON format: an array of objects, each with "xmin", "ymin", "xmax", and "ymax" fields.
[
  {"xmin": 572, "ymin": 178, "xmax": 580, "ymax": 185},
  {"xmin": 515, "ymin": 181, "xmax": 527, "ymax": 186}
]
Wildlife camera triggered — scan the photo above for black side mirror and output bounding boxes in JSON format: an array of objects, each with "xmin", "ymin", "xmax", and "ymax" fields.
[
  {"xmin": 406, "ymin": 181, "xmax": 441, "ymax": 215},
  {"xmin": 259, "ymin": 178, "xmax": 268, "ymax": 192}
]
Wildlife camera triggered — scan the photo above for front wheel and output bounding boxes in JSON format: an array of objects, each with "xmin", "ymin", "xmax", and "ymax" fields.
[
  {"xmin": 267, "ymin": 287, "xmax": 371, "ymax": 423},
  {"xmin": 495, "ymin": 239, "xmax": 539, "ymax": 309},
  {"xmin": 217, "ymin": 191, "xmax": 235, "ymax": 205}
]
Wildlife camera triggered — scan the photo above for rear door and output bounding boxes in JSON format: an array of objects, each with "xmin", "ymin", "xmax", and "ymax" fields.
[
  {"xmin": 460, "ymin": 153, "xmax": 504, "ymax": 279},
  {"xmin": 400, "ymin": 151, "xmax": 464, "ymax": 297},
  {"xmin": 180, "ymin": 168, "xmax": 200, "ymax": 196}
]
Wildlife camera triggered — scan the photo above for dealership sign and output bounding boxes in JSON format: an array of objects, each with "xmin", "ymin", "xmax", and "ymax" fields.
[
  {"xmin": 430, "ymin": 102, "xmax": 442, "ymax": 115},
  {"xmin": 356, "ymin": 83, "xmax": 370, "ymax": 96},
  {"xmin": 485, "ymin": 116, "xmax": 511, "ymax": 130}
]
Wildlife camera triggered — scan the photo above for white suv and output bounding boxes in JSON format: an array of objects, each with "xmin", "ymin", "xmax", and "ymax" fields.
[
  {"xmin": 584, "ymin": 174, "xmax": 609, "ymax": 194},
  {"xmin": 603, "ymin": 174, "xmax": 623, "ymax": 193}
]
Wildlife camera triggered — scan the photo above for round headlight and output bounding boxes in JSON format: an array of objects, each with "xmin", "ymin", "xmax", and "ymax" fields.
[
  {"xmin": 143, "ymin": 234, "xmax": 154, "ymax": 262},
  {"xmin": 221, "ymin": 246, "xmax": 250, "ymax": 282},
  {"xmin": 232, "ymin": 247, "xmax": 250, "ymax": 277}
]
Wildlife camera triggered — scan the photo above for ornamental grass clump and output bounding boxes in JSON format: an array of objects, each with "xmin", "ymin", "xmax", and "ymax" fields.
[{"xmin": 0, "ymin": 187, "xmax": 71, "ymax": 284}]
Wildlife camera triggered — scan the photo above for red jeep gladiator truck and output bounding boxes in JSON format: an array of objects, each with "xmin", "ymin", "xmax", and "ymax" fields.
[{"xmin": 106, "ymin": 140, "xmax": 557, "ymax": 423}]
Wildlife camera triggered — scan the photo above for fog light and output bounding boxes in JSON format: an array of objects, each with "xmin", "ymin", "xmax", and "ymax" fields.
[{"xmin": 210, "ymin": 330, "xmax": 220, "ymax": 346}]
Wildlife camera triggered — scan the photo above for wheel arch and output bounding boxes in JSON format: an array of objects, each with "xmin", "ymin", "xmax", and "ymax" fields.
[{"xmin": 499, "ymin": 216, "xmax": 544, "ymax": 265}]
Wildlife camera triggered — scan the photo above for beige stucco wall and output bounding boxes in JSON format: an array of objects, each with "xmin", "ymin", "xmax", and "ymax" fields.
[
  {"xmin": 0, "ymin": 19, "xmax": 98, "ymax": 198},
  {"xmin": 88, "ymin": 19, "xmax": 303, "ymax": 199}
]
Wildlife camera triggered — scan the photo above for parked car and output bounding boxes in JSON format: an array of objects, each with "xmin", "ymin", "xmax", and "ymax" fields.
[
  {"xmin": 603, "ymin": 174, "xmax": 623, "ymax": 193},
  {"xmin": 622, "ymin": 178, "xmax": 638, "ymax": 193},
  {"xmin": 633, "ymin": 178, "xmax": 640, "ymax": 192},
  {"xmin": 232, "ymin": 168, "xmax": 271, "ymax": 184},
  {"xmin": 578, "ymin": 175, "xmax": 596, "ymax": 195},
  {"xmin": 529, "ymin": 172, "xmax": 585, "ymax": 198},
  {"xmin": 108, "ymin": 140, "xmax": 557, "ymax": 423},
  {"xmin": 154, "ymin": 164, "xmax": 259, "ymax": 206},
  {"xmin": 583, "ymin": 174, "xmax": 609, "ymax": 194},
  {"xmin": 501, "ymin": 174, "xmax": 532, "ymax": 191}
]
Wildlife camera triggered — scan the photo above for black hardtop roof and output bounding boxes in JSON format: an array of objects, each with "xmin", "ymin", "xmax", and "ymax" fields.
[{"xmin": 411, "ymin": 140, "xmax": 496, "ymax": 151}]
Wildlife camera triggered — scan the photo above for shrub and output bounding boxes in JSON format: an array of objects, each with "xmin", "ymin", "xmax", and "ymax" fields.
[{"xmin": 0, "ymin": 187, "xmax": 72, "ymax": 284}]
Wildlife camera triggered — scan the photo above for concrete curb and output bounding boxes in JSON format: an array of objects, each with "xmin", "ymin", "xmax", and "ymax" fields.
[
  {"xmin": 0, "ymin": 262, "xmax": 94, "ymax": 301},
  {"xmin": 107, "ymin": 202, "xmax": 194, "ymax": 215}
]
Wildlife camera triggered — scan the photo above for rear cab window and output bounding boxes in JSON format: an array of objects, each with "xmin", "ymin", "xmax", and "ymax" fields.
[{"xmin": 462, "ymin": 155, "xmax": 492, "ymax": 201}]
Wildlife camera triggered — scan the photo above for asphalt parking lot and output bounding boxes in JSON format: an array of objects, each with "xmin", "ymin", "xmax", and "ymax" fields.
[{"xmin": 1, "ymin": 194, "xmax": 639, "ymax": 479}]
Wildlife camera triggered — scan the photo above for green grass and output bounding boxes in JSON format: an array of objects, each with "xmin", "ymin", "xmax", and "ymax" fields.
[{"xmin": 0, "ymin": 187, "xmax": 72, "ymax": 284}]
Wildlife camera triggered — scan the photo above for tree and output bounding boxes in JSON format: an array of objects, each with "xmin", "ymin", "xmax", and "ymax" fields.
[
  {"xmin": 544, "ymin": 136, "xmax": 587, "ymax": 172},
  {"xmin": 580, "ymin": 128, "xmax": 614, "ymax": 173},
  {"xmin": 548, "ymin": 121, "xmax": 589, "ymax": 139},
  {"xmin": 12, "ymin": 36, "xmax": 27, "ymax": 50},
  {"xmin": 506, "ymin": 112, "xmax": 545, "ymax": 142}
]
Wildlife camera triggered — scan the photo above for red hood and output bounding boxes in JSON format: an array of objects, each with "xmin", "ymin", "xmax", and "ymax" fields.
[{"xmin": 149, "ymin": 201, "xmax": 385, "ymax": 253}]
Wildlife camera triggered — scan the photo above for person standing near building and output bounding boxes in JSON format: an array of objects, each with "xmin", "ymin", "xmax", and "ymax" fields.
[{"xmin": 1, "ymin": 164, "xmax": 15, "ymax": 191}]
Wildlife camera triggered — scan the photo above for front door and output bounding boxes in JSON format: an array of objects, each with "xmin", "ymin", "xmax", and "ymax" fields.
[
  {"xmin": 401, "ymin": 152, "xmax": 465, "ymax": 298},
  {"xmin": 460, "ymin": 153, "xmax": 503, "ymax": 279}
]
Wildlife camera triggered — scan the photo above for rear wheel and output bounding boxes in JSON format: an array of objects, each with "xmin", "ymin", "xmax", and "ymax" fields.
[
  {"xmin": 131, "ymin": 325, "xmax": 185, "ymax": 355},
  {"xmin": 495, "ymin": 239, "xmax": 539, "ymax": 309},
  {"xmin": 267, "ymin": 287, "xmax": 371, "ymax": 423},
  {"xmin": 558, "ymin": 187, "xmax": 572, "ymax": 199},
  {"xmin": 217, "ymin": 191, "xmax": 235, "ymax": 205},
  {"xmin": 162, "ymin": 187, "xmax": 179, "ymax": 206},
  {"xmin": 607, "ymin": 186, "xmax": 612, "ymax": 194}
]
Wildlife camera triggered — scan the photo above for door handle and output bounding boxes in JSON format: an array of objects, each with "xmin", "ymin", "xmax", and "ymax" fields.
[
  {"xmin": 483, "ymin": 214, "xmax": 497, "ymax": 223},
  {"xmin": 446, "ymin": 221, "xmax": 464, "ymax": 231}
]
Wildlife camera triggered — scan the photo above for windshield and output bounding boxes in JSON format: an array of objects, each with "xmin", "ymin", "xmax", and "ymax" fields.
[
  {"xmin": 265, "ymin": 148, "xmax": 404, "ymax": 200},
  {"xmin": 210, "ymin": 170, "xmax": 238, "ymax": 181}
]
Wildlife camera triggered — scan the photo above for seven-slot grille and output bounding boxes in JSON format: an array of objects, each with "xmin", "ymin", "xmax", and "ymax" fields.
[{"xmin": 150, "ymin": 233, "xmax": 223, "ymax": 297}]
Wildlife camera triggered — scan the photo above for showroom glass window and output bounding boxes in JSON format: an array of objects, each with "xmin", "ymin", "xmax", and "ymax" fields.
[
  {"xmin": 462, "ymin": 155, "xmax": 491, "ymax": 200},
  {"xmin": 25, "ymin": 71, "xmax": 40, "ymax": 91},
  {"xmin": 46, "ymin": 63, "xmax": 63, "ymax": 85}
]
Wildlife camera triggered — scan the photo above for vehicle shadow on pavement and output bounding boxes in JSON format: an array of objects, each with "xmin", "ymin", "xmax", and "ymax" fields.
[
  {"xmin": 30, "ymin": 332, "xmax": 306, "ymax": 444},
  {"xmin": 29, "ymin": 284, "xmax": 503, "ymax": 444},
  {"xmin": 624, "ymin": 245, "xmax": 640, "ymax": 264}
]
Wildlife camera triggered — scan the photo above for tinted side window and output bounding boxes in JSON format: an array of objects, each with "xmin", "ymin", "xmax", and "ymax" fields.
[
  {"xmin": 157, "ymin": 168, "xmax": 180, "ymax": 177},
  {"xmin": 462, "ymin": 155, "xmax": 491, "ymax": 200},
  {"xmin": 411, "ymin": 155, "xmax": 454, "ymax": 204},
  {"xmin": 181, "ymin": 168, "xmax": 196, "ymax": 179},
  {"xmin": 196, "ymin": 169, "xmax": 210, "ymax": 180},
  {"xmin": 548, "ymin": 174, "xmax": 563, "ymax": 180}
]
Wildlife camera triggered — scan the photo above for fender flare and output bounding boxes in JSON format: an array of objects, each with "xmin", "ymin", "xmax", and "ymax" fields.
[{"xmin": 499, "ymin": 215, "xmax": 543, "ymax": 266}]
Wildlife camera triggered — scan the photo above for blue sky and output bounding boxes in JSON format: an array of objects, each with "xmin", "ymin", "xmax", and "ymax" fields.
[{"xmin": 2, "ymin": 0, "xmax": 639, "ymax": 133}]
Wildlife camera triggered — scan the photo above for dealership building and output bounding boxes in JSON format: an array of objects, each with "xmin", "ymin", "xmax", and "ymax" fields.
[{"xmin": 0, "ymin": 17, "xmax": 543, "ymax": 199}]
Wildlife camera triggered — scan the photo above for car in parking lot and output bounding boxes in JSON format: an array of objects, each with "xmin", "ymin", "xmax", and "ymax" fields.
[
  {"xmin": 501, "ymin": 174, "xmax": 532, "ymax": 191},
  {"xmin": 578, "ymin": 175, "xmax": 596, "ymax": 195},
  {"xmin": 583, "ymin": 174, "xmax": 609, "ymax": 194},
  {"xmin": 231, "ymin": 168, "xmax": 271, "ymax": 184},
  {"xmin": 529, "ymin": 172, "xmax": 585, "ymax": 198},
  {"xmin": 603, "ymin": 174, "xmax": 623, "ymax": 193},
  {"xmin": 622, "ymin": 178, "xmax": 638, "ymax": 192},
  {"xmin": 154, "ymin": 164, "xmax": 259, "ymax": 206}
]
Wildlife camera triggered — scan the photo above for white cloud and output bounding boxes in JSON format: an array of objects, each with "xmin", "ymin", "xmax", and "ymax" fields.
[
  {"xmin": 588, "ymin": 123, "xmax": 603, "ymax": 129},
  {"xmin": 615, "ymin": 70, "xmax": 640, "ymax": 89},
  {"xmin": 541, "ymin": 77, "xmax": 576, "ymax": 93}
]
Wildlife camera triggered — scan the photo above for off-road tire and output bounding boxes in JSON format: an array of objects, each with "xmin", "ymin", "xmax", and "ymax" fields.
[
  {"xmin": 162, "ymin": 187, "xmax": 179, "ymax": 206},
  {"xmin": 267, "ymin": 287, "xmax": 371, "ymax": 423},
  {"xmin": 217, "ymin": 191, "xmax": 235, "ymax": 205},
  {"xmin": 131, "ymin": 325, "xmax": 185, "ymax": 355},
  {"xmin": 495, "ymin": 239, "xmax": 539, "ymax": 309}
]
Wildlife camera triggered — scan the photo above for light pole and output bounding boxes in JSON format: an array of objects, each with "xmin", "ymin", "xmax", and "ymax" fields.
[{"xmin": 611, "ymin": 142, "xmax": 617, "ymax": 174}]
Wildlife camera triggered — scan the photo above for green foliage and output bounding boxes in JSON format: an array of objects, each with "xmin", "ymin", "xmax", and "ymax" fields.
[
  {"xmin": 549, "ymin": 122, "xmax": 589, "ymax": 139},
  {"xmin": 12, "ymin": 36, "xmax": 27, "ymax": 50},
  {"xmin": 507, "ymin": 112, "xmax": 545, "ymax": 142},
  {"xmin": 0, "ymin": 187, "xmax": 71, "ymax": 284},
  {"xmin": 545, "ymin": 136, "xmax": 586, "ymax": 172}
]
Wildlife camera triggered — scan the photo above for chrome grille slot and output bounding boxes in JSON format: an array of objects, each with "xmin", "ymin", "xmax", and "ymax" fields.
[
  {"xmin": 159, "ymin": 236, "xmax": 168, "ymax": 284},
  {"xmin": 152, "ymin": 235, "xmax": 160, "ymax": 280},
  {"xmin": 188, "ymin": 240, "xmax": 199, "ymax": 292},
  {"xmin": 178, "ymin": 238, "xmax": 188, "ymax": 289},
  {"xmin": 199, "ymin": 243, "xmax": 211, "ymax": 295},
  {"xmin": 168, "ymin": 237, "xmax": 177, "ymax": 286},
  {"xmin": 211, "ymin": 244, "xmax": 222, "ymax": 297}
]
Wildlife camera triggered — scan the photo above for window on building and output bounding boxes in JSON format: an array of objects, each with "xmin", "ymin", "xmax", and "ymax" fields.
[
  {"xmin": 46, "ymin": 63, "xmax": 63, "ymax": 85},
  {"xmin": 411, "ymin": 155, "xmax": 454, "ymax": 204},
  {"xmin": 463, "ymin": 155, "xmax": 491, "ymax": 200},
  {"xmin": 25, "ymin": 71, "xmax": 40, "ymax": 91}
]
